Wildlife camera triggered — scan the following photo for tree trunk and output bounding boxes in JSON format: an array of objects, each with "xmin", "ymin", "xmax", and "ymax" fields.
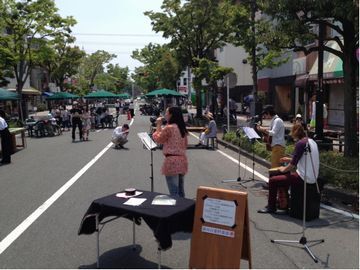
[
  {"xmin": 196, "ymin": 87, "xmax": 202, "ymax": 117},
  {"xmin": 16, "ymin": 61, "xmax": 26, "ymax": 121},
  {"xmin": 342, "ymin": 23, "xmax": 358, "ymax": 157},
  {"xmin": 58, "ymin": 79, "xmax": 64, "ymax": 92},
  {"xmin": 192, "ymin": 76, "xmax": 203, "ymax": 118}
]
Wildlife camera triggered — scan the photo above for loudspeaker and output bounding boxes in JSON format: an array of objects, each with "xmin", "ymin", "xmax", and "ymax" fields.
[{"xmin": 289, "ymin": 182, "xmax": 320, "ymax": 221}]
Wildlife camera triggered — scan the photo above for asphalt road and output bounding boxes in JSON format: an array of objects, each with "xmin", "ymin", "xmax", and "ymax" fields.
[{"xmin": 0, "ymin": 108, "xmax": 358, "ymax": 269}]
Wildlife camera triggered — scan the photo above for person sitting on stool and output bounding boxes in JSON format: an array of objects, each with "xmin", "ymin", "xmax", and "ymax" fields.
[
  {"xmin": 258, "ymin": 123, "xmax": 319, "ymax": 214},
  {"xmin": 195, "ymin": 112, "xmax": 217, "ymax": 146}
]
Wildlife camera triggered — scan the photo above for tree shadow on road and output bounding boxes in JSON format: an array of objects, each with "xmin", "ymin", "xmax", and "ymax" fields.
[{"xmin": 78, "ymin": 244, "xmax": 170, "ymax": 269}]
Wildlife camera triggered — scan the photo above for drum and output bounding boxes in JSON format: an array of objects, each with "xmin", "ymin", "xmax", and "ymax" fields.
[{"xmin": 269, "ymin": 167, "xmax": 289, "ymax": 210}]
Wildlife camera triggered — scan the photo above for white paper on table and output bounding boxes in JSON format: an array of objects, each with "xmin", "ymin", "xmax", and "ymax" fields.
[{"xmin": 123, "ymin": 198, "xmax": 147, "ymax": 206}]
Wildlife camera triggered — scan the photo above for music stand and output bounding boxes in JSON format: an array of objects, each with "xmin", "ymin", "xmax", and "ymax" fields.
[
  {"xmin": 271, "ymin": 140, "xmax": 324, "ymax": 263},
  {"xmin": 137, "ymin": 132, "xmax": 157, "ymax": 192},
  {"xmin": 221, "ymin": 127, "xmax": 260, "ymax": 187},
  {"xmin": 240, "ymin": 127, "xmax": 261, "ymax": 185}
]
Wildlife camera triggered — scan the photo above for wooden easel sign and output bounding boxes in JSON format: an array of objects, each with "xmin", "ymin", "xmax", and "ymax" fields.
[{"xmin": 189, "ymin": 186, "xmax": 252, "ymax": 269}]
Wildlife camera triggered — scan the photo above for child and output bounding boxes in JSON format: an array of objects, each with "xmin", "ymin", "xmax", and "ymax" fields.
[
  {"xmin": 82, "ymin": 108, "xmax": 91, "ymax": 141},
  {"xmin": 112, "ymin": 124, "xmax": 130, "ymax": 149}
]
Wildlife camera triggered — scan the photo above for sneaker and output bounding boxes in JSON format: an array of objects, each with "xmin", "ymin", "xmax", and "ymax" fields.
[{"xmin": 257, "ymin": 206, "xmax": 276, "ymax": 214}]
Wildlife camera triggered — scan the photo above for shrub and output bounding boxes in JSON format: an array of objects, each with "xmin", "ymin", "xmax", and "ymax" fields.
[{"xmin": 319, "ymin": 152, "xmax": 359, "ymax": 191}]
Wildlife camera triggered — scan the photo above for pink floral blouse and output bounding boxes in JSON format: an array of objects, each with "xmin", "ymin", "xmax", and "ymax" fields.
[{"xmin": 152, "ymin": 124, "xmax": 188, "ymax": 176}]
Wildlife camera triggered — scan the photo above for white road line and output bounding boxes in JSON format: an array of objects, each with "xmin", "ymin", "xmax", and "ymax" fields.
[
  {"xmin": 320, "ymin": 204, "xmax": 359, "ymax": 219},
  {"xmin": 0, "ymin": 119, "xmax": 135, "ymax": 255},
  {"xmin": 189, "ymin": 132, "xmax": 359, "ymax": 219},
  {"xmin": 216, "ymin": 149, "xmax": 268, "ymax": 182},
  {"xmin": 0, "ymin": 142, "xmax": 113, "ymax": 255},
  {"xmin": 189, "ymin": 132, "xmax": 267, "ymax": 180}
]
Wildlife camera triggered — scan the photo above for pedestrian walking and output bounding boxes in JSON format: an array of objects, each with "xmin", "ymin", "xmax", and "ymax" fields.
[
  {"xmin": 152, "ymin": 106, "xmax": 188, "ymax": 197},
  {"xmin": 70, "ymin": 102, "xmax": 83, "ymax": 142},
  {"xmin": 61, "ymin": 107, "xmax": 70, "ymax": 131},
  {"xmin": 0, "ymin": 110, "xmax": 12, "ymax": 164},
  {"xmin": 115, "ymin": 99, "xmax": 120, "ymax": 115},
  {"xmin": 82, "ymin": 108, "xmax": 91, "ymax": 141}
]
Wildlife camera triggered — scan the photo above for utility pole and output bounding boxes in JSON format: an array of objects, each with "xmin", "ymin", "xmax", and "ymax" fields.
[
  {"xmin": 131, "ymin": 81, "xmax": 134, "ymax": 99},
  {"xmin": 315, "ymin": 22, "xmax": 325, "ymax": 139},
  {"xmin": 250, "ymin": 0, "xmax": 258, "ymax": 117}
]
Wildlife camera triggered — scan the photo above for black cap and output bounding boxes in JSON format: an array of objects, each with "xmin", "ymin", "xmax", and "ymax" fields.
[{"xmin": 261, "ymin": 104, "xmax": 274, "ymax": 115}]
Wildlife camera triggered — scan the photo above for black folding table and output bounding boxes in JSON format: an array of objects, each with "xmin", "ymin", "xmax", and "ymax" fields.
[{"xmin": 78, "ymin": 190, "xmax": 195, "ymax": 268}]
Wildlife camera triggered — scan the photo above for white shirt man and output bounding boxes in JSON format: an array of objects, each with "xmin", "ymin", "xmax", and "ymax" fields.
[{"xmin": 258, "ymin": 105, "xmax": 285, "ymax": 168}]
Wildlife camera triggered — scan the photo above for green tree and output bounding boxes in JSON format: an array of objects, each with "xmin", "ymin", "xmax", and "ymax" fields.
[
  {"xmin": 0, "ymin": 45, "xmax": 14, "ymax": 87},
  {"xmin": 106, "ymin": 64, "xmax": 130, "ymax": 93},
  {"xmin": 259, "ymin": 0, "xmax": 358, "ymax": 157},
  {"xmin": 0, "ymin": 0, "xmax": 13, "ymax": 86},
  {"xmin": 145, "ymin": 0, "xmax": 234, "ymax": 117},
  {"xmin": 35, "ymin": 35, "xmax": 86, "ymax": 92},
  {"xmin": 79, "ymin": 50, "xmax": 116, "ymax": 92},
  {"xmin": 230, "ymin": 1, "xmax": 288, "ymax": 112},
  {"xmin": 131, "ymin": 43, "xmax": 181, "ymax": 92},
  {"xmin": 192, "ymin": 58, "xmax": 233, "ymax": 114},
  {"xmin": 0, "ymin": 0, "xmax": 76, "ymax": 119}
]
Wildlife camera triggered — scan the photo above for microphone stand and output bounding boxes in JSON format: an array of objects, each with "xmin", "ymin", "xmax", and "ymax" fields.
[
  {"xmin": 222, "ymin": 127, "xmax": 260, "ymax": 188},
  {"xmin": 271, "ymin": 139, "xmax": 324, "ymax": 263},
  {"xmin": 221, "ymin": 129, "xmax": 243, "ymax": 184}
]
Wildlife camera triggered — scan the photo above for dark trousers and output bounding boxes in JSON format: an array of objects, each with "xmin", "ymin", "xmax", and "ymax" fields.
[
  {"xmin": 72, "ymin": 120, "xmax": 83, "ymax": 140},
  {"xmin": 268, "ymin": 172, "xmax": 303, "ymax": 210},
  {"xmin": 1, "ymin": 128, "xmax": 12, "ymax": 162}
]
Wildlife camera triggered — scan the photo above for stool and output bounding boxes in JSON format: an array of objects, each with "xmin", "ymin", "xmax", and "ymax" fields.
[
  {"xmin": 206, "ymin": 137, "xmax": 218, "ymax": 149},
  {"xmin": 289, "ymin": 182, "xmax": 320, "ymax": 221}
]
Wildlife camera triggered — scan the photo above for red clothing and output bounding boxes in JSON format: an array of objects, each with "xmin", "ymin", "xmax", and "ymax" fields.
[{"xmin": 153, "ymin": 124, "xmax": 188, "ymax": 176}]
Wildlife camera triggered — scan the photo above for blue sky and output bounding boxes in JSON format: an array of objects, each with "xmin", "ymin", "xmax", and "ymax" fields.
[{"xmin": 54, "ymin": 0, "xmax": 168, "ymax": 73}]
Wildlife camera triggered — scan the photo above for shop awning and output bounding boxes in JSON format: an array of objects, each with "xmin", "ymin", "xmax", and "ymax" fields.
[
  {"xmin": 295, "ymin": 74, "xmax": 309, "ymax": 87},
  {"xmin": 8, "ymin": 88, "xmax": 41, "ymax": 95},
  {"xmin": 308, "ymin": 40, "xmax": 343, "ymax": 81}
]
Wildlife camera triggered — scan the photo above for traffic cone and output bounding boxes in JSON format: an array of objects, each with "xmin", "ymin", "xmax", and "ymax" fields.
[{"xmin": 127, "ymin": 110, "xmax": 131, "ymax": 120}]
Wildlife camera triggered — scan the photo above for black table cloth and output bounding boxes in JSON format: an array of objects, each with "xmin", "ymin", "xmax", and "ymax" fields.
[{"xmin": 78, "ymin": 190, "xmax": 195, "ymax": 250}]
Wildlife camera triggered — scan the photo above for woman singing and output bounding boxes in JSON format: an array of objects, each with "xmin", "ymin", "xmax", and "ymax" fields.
[{"xmin": 152, "ymin": 107, "xmax": 188, "ymax": 197}]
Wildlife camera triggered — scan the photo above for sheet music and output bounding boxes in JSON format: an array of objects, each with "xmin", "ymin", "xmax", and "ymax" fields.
[
  {"xmin": 242, "ymin": 127, "xmax": 261, "ymax": 139},
  {"xmin": 137, "ymin": 132, "xmax": 157, "ymax": 150}
]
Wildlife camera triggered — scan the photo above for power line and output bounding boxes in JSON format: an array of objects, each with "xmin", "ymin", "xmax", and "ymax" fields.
[
  {"xmin": 73, "ymin": 32, "xmax": 162, "ymax": 37},
  {"xmin": 76, "ymin": 41, "xmax": 161, "ymax": 46}
]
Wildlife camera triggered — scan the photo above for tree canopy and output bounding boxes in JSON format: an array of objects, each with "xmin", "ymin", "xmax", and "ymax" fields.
[
  {"xmin": 258, "ymin": 0, "xmax": 358, "ymax": 157},
  {"xmin": 0, "ymin": 0, "xmax": 76, "ymax": 119},
  {"xmin": 131, "ymin": 43, "xmax": 182, "ymax": 92},
  {"xmin": 145, "ymin": 0, "xmax": 235, "ymax": 116}
]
